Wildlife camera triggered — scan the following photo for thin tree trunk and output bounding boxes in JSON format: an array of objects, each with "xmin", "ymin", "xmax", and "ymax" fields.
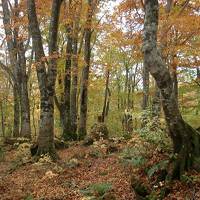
[
  {"xmin": 142, "ymin": 60, "xmax": 149, "ymax": 110},
  {"xmin": 78, "ymin": 0, "xmax": 93, "ymax": 139},
  {"xmin": 172, "ymin": 68, "xmax": 178, "ymax": 101},
  {"xmin": 13, "ymin": 84, "xmax": 20, "ymax": 137},
  {"xmin": 2, "ymin": 0, "xmax": 31, "ymax": 138},
  {"xmin": 127, "ymin": 72, "xmax": 132, "ymax": 109},
  {"xmin": 32, "ymin": 97, "xmax": 37, "ymax": 138},
  {"xmin": 2, "ymin": 0, "xmax": 20, "ymax": 138},
  {"xmin": 102, "ymin": 69, "xmax": 110, "ymax": 122},
  {"xmin": 131, "ymin": 63, "xmax": 139, "ymax": 110},
  {"xmin": 18, "ymin": 42, "xmax": 31, "ymax": 138},
  {"xmin": 0, "ymin": 101, "xmax": 5, "ymax": 137},
  {"xmin": 152, "ymin": 85, "xmax": 161, "ymax": 118},
  {"xmin": 70, "ymin": 31, "xmax": 79, "ymax": 134},
  {"xmin": 117, "ymin": 76, "xmax": 121, "ymax": 110},
  {"xmin": 171, "ymin": 60, "xmax": 178, "ymax": 102},
  {"xmin": 105, "ymin": 88, "xmax": 111, "ymax": 117},
  {"xmin": 125, "ymin": 65, "xmax": 129, "ymax": 108},
  {"xmin": 70, "ymin": 2, "xmax": 82, "ymax": 135},
  {"xmin": 196, "ymin": 67, "xmax": 200, "ymax": 115},
  {"xmin": 62, "ymin": 10, "xmax": 74, "ymax": 140}
]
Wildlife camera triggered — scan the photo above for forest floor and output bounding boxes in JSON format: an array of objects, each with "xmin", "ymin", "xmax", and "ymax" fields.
[{"xmin": 0, "ymin": 135, "xmax": 200, "ymax": 200}]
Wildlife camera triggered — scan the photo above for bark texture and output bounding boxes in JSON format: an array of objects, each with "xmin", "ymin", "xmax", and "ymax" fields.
[
  {"xmin": 27, "ymin": 0, "xmax": 62, "ymax": 159},
  {"xmin": 70, "ymin": 4, "xmax": 82, "ymax": 136},
  {"xmin": 101, "ymin": 70, "xmax": 110, "ymax": 122},
  {"xmin": 143, "ymin": 0, "xmax": 200, "ymax": 179},
  {"xmin": 142, "ymin": 59, "xmax": 149, "ymax": 110},
  {"xmin": 18, "ymin": 41, "xmax": 31, "ymax": 138},
  {"xmin": 62, "ymin": 0, "xmax": 77, "ymax": 140},
  {"xmin": 2, "ymin": 0, "xmax": 31, "ymax": 138},
  {"xmin": 78, "ymin": 0, "xmax": 93, "ymax": 139}
]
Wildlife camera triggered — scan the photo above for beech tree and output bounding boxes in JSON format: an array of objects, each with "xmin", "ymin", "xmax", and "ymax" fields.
[
  {"xmin": 27, "ymin": 0, "xmax": 63, "ymax": 158},
  {"xmin": 54, "ymin": 0, "xmax": 82, "ymax": 141},
  {"xmin": 78, "ymin": 0, "xmax": 94, "ymax": 139},
  {"xmin": 2, "ymin": 0, "xmax": 31, "ymax": 138},
  {"xmin": 143, "ymin": 0, "xmax": 200, "ymax": 179}
]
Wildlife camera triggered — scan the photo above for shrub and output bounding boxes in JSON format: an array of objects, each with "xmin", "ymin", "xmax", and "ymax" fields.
[
  {"xmin": 139, "ymin": 109, "xmax": 172, "ymax": 151},
  {"xmin": 147, "ymin": 160, "xmax": 169, "ymax": 178},
  {"xmin": 16, "ymin": 143, "xmax": 32, "ymax": 163},
  {"xmin": 119, "ymin": 146, "xmax": 147, "ymax": 167}
]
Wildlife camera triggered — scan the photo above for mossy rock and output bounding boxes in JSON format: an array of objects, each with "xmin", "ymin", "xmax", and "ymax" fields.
[{"xmin": 90, "ymin": 122, "xmax": 109, "ymax": 141}]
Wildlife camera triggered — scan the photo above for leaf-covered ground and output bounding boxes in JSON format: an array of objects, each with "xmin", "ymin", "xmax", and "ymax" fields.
[
  {"xmin": 0, "ymin": 136, "xmax": 200, "ymax": 200},
  {"xmin": 0, "ymin": 141, "xmax": 135, "ymax": 200}
]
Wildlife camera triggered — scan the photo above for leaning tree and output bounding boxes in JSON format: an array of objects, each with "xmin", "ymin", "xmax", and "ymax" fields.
[{"xmin": 143, "ymin": 0, "xmax": 200, "ymax": 179}]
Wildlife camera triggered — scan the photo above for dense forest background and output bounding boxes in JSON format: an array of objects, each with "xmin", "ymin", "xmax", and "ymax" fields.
[{"xmin": 0, "ymin": 0, "xmax": 200, "ymax": 199}]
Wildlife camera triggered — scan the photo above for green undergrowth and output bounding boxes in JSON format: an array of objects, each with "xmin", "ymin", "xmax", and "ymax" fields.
[{"xmin": 80, "ymin": 182, "xmax": 113, "ymax": 199}]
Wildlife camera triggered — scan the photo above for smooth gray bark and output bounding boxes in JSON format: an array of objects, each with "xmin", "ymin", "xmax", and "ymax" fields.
[
  {"xmin": 143, "ymin": 0, "xmax": 200, "ymax": 179},
  {"xmin": 27, "ymin": 0, "xmax": 62, "ymax": 159},
  {"xmin": 2, "ymin": 0, "xmax": 31, "ymax": 138}
]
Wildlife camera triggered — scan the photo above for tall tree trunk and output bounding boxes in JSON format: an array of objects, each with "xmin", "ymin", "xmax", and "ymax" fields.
[
  {"xmin": 125, "ymin": 65, "xmax": 129, "ymax": 108},
  {"xmin": 171, "ymin": 56, "xmax": 178, "ymax": 102},
  {"xmin": 78, "ymin": 0, "xmax": 93, "ymax": 139},
  {"xmin": 0, "ymin": 101, "xmax": 5, "ymax": 137},
  {"xmin": 27, "ymin": 0, "xmax": 62, "ymax": 159},
  {"xmin": 105, "ymin": 88, "xmax": 111, "ymax": 117},
  {"xmin": 117, "ymin": 76, "xmax": 121, "ymax": 110},
  {"xmin": 142, "ymin": 60, "xmax": 149, "ymax": 110},
  {"xmin": 131, "ymin": 63, "xmax": 139, "ymax": 110},
  {"xmin": 127, "ymin": 71, "xmax": 132, "ymax": 109},
  {"xmin": 62, "ymin": 10, "xmax": 74, "ymax": 140},
  {"xmin": 102, "ymin": 69, "xmax": 110, "ymax": 122},
  {"xmin": 2, "ymin": 0, "xmax": 31, "ymax": 138},
  {"xmin": 143, "ymin": 0, "xmax": 200, "ymax": 179},
  {"xmin": 18, "ymin": 42, "xmax": 31, "ymax": 138},
  {"xmin": 70, "ymin": 1, "xmax": 82, "ymax": 135},
  {"xmin": 2, "ymin": 0, "xmax": 20, "ymax": 138},
  {"xmin": 196, "ymin": 67, "xmax": 200, "ymax": 115},
  {"xmin": 70, "ymin": 29, "xmax": 79, "ymax": 134},
  {"xmin": 13, "ymin": 85, "xmax": 20, "ymax": 137},
  {"xmin": 172, "ymin": 67, "xmax": 178, "ymax": 101},
  {"xmin": 152, "ymin": 85, "xmax": 161, "ymax": 118}
]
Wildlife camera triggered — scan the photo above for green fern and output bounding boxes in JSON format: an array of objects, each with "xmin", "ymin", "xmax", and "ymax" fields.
[
  {"xmin": 80, "ymin": 182, "xmax": 112, "ymax": 198},
  {"xmin": 147, "ymin": 160, "xmax": 169, "ymax": 178}
]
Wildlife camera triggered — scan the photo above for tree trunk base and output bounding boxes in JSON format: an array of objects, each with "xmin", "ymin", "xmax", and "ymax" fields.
[
  {"xmin": 167, "ymin": 124, "xmax": 200, "ymax": 180},
  {"xmin": 62, "ymin": 130, "xmax": 77, "ymax": 141},
  {"xmin": 35, "ymin": 146, "xmax": 59, "ymax": 161},
  {"xmin": 30, "ymin": 138, "xmax": 69, "ymax": 161},
  {"xmin": 78, "ymin": 128, "xmax": 87, "ymax": 140}
]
